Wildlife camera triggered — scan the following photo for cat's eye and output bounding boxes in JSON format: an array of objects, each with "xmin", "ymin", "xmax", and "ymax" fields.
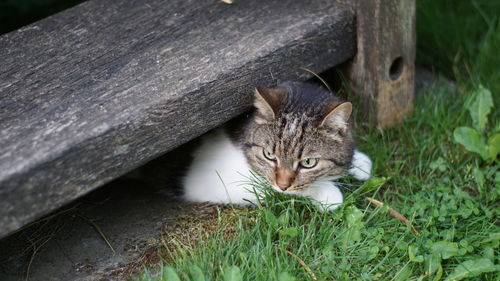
[
  {"xmin": 262, "ymin": 149, "xmax": 277, "ymax": 161},
  {"xmin": 299, "ymin": 158, "xmax": 318, "ymax": 168}
]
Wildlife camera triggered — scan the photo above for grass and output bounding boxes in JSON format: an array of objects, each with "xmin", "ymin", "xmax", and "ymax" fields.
[
  {"xmin": 134, "ymin": 83, "xmax": 498, "ymax": 281},
  {"xmin": 133, "ymin": 0, "xmax": 500, "ymax": 280}
]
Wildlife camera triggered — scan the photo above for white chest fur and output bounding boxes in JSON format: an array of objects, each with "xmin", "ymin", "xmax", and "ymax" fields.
[{"xmin": 182, "ymin": 129, "xmax": 256, "ymax": 205}]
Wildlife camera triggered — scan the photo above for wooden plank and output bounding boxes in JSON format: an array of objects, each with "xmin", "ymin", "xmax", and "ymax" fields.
[
  {"xmin": 0, "ymin": 0, "xmax": 356, "ymax": 238},
  {"xmin": 342, "ymin": 0, "xmax": 415, "ymax": 128}
]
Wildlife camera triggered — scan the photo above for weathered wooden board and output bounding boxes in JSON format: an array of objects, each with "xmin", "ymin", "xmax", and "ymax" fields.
[
  {"xmin": 0, "ymin": 0, "xmax": 355, "ymax": 238},
  {"xmin": 343, "ymin": 0, "xmax": 415, "ymax": 128}
]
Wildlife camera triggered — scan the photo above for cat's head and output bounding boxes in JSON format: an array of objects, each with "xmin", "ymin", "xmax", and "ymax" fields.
[{"xmin": 242, "ymin": 82, "xmax": 354, "ymax": 192}]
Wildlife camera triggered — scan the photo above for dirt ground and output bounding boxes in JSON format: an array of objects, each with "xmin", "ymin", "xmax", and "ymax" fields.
[{"xmin": 0, "ymin": 177, "xmax": 228, "ymax": 281}]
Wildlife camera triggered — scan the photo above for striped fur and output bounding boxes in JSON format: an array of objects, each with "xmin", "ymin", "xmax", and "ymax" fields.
[{"xmin": 240, "ymin": 82, "xmax": 355, "ymax": 191}]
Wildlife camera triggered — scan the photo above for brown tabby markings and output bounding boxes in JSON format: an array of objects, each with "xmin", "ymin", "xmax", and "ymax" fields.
[{"xmin": 238, "ymin": 82, "xmax": 355, "ymax": 191}]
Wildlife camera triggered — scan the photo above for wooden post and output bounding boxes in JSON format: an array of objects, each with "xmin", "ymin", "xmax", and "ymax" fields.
[{"xmin": 343, "ymin": 0, "xmax": 416, "ymax": 128}]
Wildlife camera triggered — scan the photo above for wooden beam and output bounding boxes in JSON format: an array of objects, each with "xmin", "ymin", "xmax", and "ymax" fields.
[
  {"xmin": 0, "ymin": 0, "xmax": 356, "ymax": 238},
  {"xmin": 343, "ymin": 0, "xmax": 416, "ymax": 128}
]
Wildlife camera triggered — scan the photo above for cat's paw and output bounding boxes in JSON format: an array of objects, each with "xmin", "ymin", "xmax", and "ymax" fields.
[
  {"xmin": 348, "ymin": 150, "xmax": 372, "ymax": 181},
  {"xmin": 316, "ymin": 200, "xmax": 343, "ymax": 212},
  {"xmin": 300, "ymin": 180, "xmax": 343, "ymax": 212}
]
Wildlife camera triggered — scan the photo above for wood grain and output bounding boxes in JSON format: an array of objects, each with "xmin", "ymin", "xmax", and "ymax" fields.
[
  {"xmin": 0, "ymin": 0, "xmax": 355, "ymax": 238},
  {"xmin": 342, "ymin": 0, "xmax": 415, "ymax": 128}
]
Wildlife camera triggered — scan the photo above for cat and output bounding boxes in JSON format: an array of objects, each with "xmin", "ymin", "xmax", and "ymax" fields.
[{"xmin": 182, "ymin": 82, "xmax": 372, "ymax": 211}]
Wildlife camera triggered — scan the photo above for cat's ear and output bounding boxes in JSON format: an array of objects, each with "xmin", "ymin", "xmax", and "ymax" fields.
[
  {"xmin": 320, "ymin": 102, "xmax": 352, "ymax": 131},
  {"xmin": 254, "ymin": 87, "xmax": 286, "ymax": 123}
]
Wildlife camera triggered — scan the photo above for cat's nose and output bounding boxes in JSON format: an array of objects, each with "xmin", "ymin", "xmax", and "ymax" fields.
[
  {"xmin": 275, "ymin": 167, "xmax": 295, "ymax": 191},
  {"xmin": 277, "ymin": 182, "xmax": 291, "ymax": 191}
]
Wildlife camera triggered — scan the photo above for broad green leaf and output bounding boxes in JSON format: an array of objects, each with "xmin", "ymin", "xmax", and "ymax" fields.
[
  {"xmin": 409, "ymin": 244, "xmax": 424, "ymax": 262},
  {"xmin": 481, "ymin": 232, "xmax": 500, "ymax": 247},
  {"xmin": 345, "ymin": 205, "xmax": 364, "ymax": 226},
  {"xmin": 433, "ymin": 263, "xmax": 443, "ymax": 281},
  {"xmin": 483, "ymin": 247, "xmax": 494, "ymax": 261},
  {"xmin": 279, "ymin": 227, "xmax": 298, "ymax": 238},
  {"xmin": 264, "ymin": 210, "xmax": 279, "ymax": 229},
  {"xmin": 163, "ymin": 266, "xmax": 181, "ymax": 281},
  {"xmin": 359, "ymin": 177, "xmax": 389, "ymax": 192},
  {"xmin": 408, "ymin": 244, "xmax": 417, "ymax": 261},
  {"xmin": 189, "ymin": 265, "xmax": 205, "ymax": 281},
  {"xmin": 488, "ymin": 232, "xmax": 500, "ymax": 242},
  {"xmin": 394, "ymin": 265, "xmax": 412, "ymax": 281},
  {"xmin": 468, "ymin": 85, "xmax": 493, "ymax": 132},
  {"xmin": 278, "ymin": 272, "xmax": 296, "ymax": 281},
  {"xmin": 414, "ymin": 255, "xmax": 424, "ymax": 262},
  {"xmin": 342, "ymin": 205, "xmax": 364, "ymax": 246},
  {"xmin": 224, "ymin": 265, "xmax": 242, "ymax": 281},
  {"xmin": 444, "ymin": 258, "xmax": 497, "ymax": 281},
  {"xmin": 453, "ymin": 127, "xmax": 487, "ymax": 158},
  {"xmin": 430, "ymin": 157, "xmax": 447, "ymax": 171},
  {"xmin": 367, "ymin": 246, "xmax": 380, "ymax": 260},
  {"xmin": 431, "ymin": 241, "xmax": 459, "ymax": 259},
  {"xmin": 424, "ymin": 254, "xmax": 441, "ymax": 276},
  {"xmin": 472, "ymin": 167, "xmax": 485, "ymax": 191},
  {"xmin": 278, "ymin": 212, "xmax": 290, "ymax": 226},
  {"xmin": 487, "ymin": 133, "xmax": 500, "ymax": 161}
]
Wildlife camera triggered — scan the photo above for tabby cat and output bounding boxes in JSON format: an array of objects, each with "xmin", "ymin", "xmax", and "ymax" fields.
[{"xmin": 183, "ymin": 82, "xmax": 371, "ymax": 210}]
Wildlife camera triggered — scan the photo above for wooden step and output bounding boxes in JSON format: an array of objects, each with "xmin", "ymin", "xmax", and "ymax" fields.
[{"xmin": 0, "ymin": 0, "xmax": 356, "ymax": 238}]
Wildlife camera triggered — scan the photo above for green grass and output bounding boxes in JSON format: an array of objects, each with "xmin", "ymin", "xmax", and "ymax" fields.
[
  {"xmin": 135, "ymin": 83, "xmax": 498, "ymax": 281},
  {"xmin": 134, "ymin": 0, "xmax": 499, "ymax": 280}
]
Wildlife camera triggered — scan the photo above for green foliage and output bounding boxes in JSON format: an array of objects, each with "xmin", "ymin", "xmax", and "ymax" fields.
[
  {"xmin": 341, "ymin": 205, "xmax": 364, "ymax": 246},
  {"xmin": 188, "ymin": 265, "xmax": 205, "ymax": 281},
  {"xmin": 468, "ymin": 86, "xmax": 494, "ymax": 132},
  {"xmin": 431, "ymin": 241, "xmax": 459, "ymax": 260},
  {"xmin": 430, "ymin": 157, "xmax": 447, "ymax": 172},
  {"xmin": 488, "ymin": 133, "xmax": 500, "ymax": 160},
  {"xmin": 444, "ymin": 258, "xmax": 498, "ymax": 281},
  {"xmin": 453, "ymin": 127, "xmax": 486, "ymax": 157},
  {"xmin": 162, "ymin": 267, "xmax": 181, "ymax": 281},
  {"xmin": 223, "ymin": 266, "xmax": 242, "ymax": 281},
  {"xmin": 357, "ymin": 177, "xmax": 390, "ymax": 193},
  {"xmin": 453, "ymin": 85, "xmax": 499, "ymax": 163},
  {"xmin": 277, "ymin": 272, "xmax": 296, "ymax": 281}
]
